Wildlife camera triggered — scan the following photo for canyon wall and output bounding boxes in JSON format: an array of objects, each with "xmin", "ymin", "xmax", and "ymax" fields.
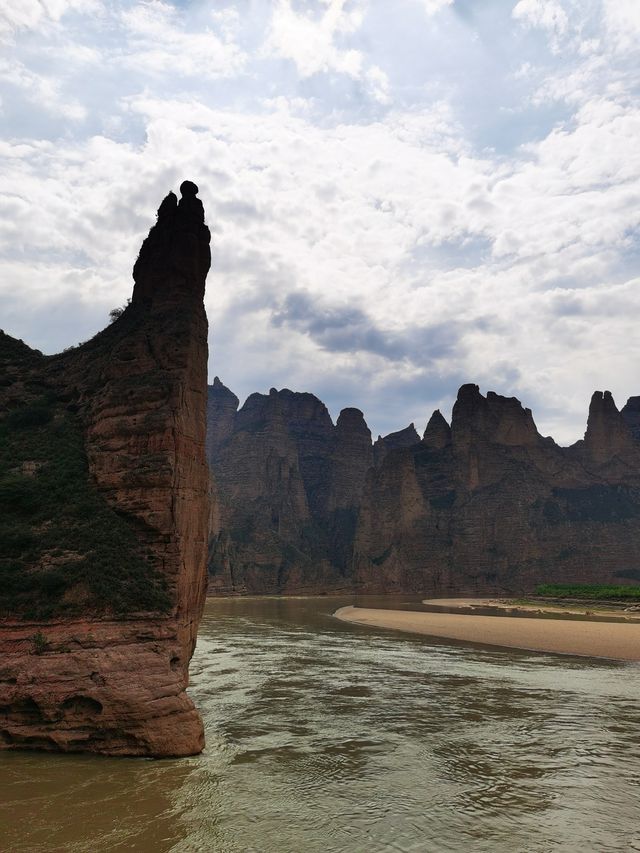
[
  {"xmin": 208, "ymin": 383, "xmax": 640, "ymax": 595},
  {"xmin": 354, "ymin": 386, "xmax": 640, "ymax": 592},
  {"xmin": 0, "ymin": 182, "xmax": 211, "ymax": 756},
  {"xmin": 208, "ymin": 385, "xmax": 371, "ymax": 593}
]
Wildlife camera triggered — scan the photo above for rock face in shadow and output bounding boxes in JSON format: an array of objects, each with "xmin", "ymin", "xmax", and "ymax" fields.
[
  {"xmin": 621, "ymin": 396, "xmax": 640, "ymax": 440},
  {"xmin": 373, "ymin": 423, "xmax": 420, "ymax": 467},
  {"xmin": 207, "ymin": 382, "xmax": 640, "ymax": 596},
  {"xmin": 0, "ymin": 182, "xmax": 211, "ymax": 756},
  {"xmin": 207, "ymin": 386, "xmax": 371, "ymax": 594},
  {"xmin": 354, "ymin": 385, "xmax": 640, "ymax": 593},
  {"xmin": 206, "ymin": 376, "xmax": 239, "ymax": 461}
]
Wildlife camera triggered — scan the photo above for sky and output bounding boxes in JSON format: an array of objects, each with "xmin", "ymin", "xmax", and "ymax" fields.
[{"xmin": 1, "ymin": 0, "xmax": 639, "ymax": 443}]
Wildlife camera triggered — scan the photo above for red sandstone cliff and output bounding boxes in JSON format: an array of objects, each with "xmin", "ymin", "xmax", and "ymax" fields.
[
  {"xmin": 207, "ymin": 385, "xmax": 371, "ymax": 593},
  {"xmin": 0, "ymin": 181, "xmax": 211, "ymax": 756},
  {"xmin": 353, "ymin": 385, "xmax": 640, "ymax": 593},
  {"xmin": 207, "ymin": 382, "xmax": 640, "ymax": 596}
]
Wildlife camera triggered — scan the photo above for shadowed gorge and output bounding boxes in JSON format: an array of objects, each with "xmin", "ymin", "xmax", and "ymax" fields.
[
  {"xmin": 208, "ymin": 382, "xmax": 640, "ymax": 596},
  {"xmin": 0, "ymin": 182, "xmax": 211, "ymax": 756}
]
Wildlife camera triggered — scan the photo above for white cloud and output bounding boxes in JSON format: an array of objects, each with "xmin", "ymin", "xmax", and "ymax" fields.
[
  {"xmin": 420, "ymin": 0, "xmax": 453, "ymax": 15},
  {"xmin": 512, "ymin": 0, "xmax": 568, "ymax": 38},
  {"xmin": 0, "ymin": 0, "xmax": 97, "ymax": 39},
  {"xmin": 121, "ymin": 1, "xmax": 246, "ymax": 79},
  {"xmin": 263, "ymin": 0, "xmax": 392, "ymax": 103},
  {"xmin": 264, "ymin": 0, "xmax": 364, "ymax": 77},
  {"xmin": 0, "ymin": 57, "xmax": 88, "ymax": 120},
  {"xmin": 602, "ymin": 0, "xmax": 640, "ymax": 54},
  {"xmin": 366, "ymin": 65, "xmax": 391, "ymax": 104},
  {"xmin": 1, "ymin": 0, "xmax": 640, "ymax": 441}
]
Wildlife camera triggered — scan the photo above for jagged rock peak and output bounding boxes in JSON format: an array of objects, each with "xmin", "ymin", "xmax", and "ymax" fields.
[
  {"xmin": 210, "ymin": 376, "xmax": 239, "ymax": 404},
  {"xmin": 336, "ymin": 407, "xmax": 370, "ymax": 432},
  {"xmin": 373, "ymin": 423, "xmax": 420, "ymax": 466},
  {"xmin": 423, "ymin": 409, "xmax": 452, "ymax": 449},
  {"xmin": 381, "ymin": 423, "xmax": 421, "ymax": 447},
  {"xmin": 585, "ymin": 391, "xmax": 621, "ymax": 438},
  {"xmin": 456, "ymin": 383, "xmax": 482, "ymax": 404},
  {"xmin": 132, "ymin": 181, "xmax": 211, "ymax": 306},
  {"xmin": 236, "ymin": 387, "xmax": 333, "ymax": 434},
  {"xmin": 621, "ymin": 396, "xmax": 640, "ymax": 440},
  {"xmin": 452, "ymin": 385, "xmax": 540, "ymax": 446},
  {"xmin": 207, "ymin": 378, "xmax": 240, "ymax": 461},
  {"xmin": 584, "ymin": 390, "xmax": 635, "ymax": 463}
]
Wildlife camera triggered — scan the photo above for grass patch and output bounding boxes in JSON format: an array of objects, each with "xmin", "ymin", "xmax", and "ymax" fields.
[
  {"xmin": 0, "ymin": 394, "xmax": 170, "ymax": 619},
  {"xmin": 535, "ymin": 583, "xmax": 640, "ymax": 601}
]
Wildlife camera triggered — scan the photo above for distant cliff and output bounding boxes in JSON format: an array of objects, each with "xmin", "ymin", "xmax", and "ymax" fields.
[
  {"xmin": 0, "ymin": 181, "xmax": 211, "ymax": 756},
  {"xmin": 208, "ymin": 382, "xmax": 640, "ymax": 595},
  {"xmin": 208, "ymin": 384, "xmax": 371, "ymax": 593}
]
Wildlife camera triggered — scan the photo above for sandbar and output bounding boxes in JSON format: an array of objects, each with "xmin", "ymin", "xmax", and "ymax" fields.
[
  {"xmin": 421, "ymin": 597, "xmax": 640, "ymax": 619},
  {"xmin": 334, "ymin": 605, "xmax": 640, "ymax": 661}
]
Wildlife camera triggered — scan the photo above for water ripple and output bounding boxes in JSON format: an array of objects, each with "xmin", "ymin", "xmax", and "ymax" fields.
[{"xmin": 1, "ymin": 595, "xmax": 639, "ymax": 853}]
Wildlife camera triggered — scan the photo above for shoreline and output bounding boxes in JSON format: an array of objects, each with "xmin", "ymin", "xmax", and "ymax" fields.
[
  {"xmin": 421, "ymin": 597, "xmax": 640, "ymax": 620},
  {"xmin": 334, "ymin": 604, "xmax": 640, "ymax": 661}
]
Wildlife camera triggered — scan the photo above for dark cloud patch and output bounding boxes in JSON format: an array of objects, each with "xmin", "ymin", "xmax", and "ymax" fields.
[
  {"xmin": 272, "ymin": 290, "xmax": 464, "ymax": 364},
  {"xmin": 320, "ymin": 369, "xmax": 469, "ymax": 439},
  {"xmin": 550, "ymin": 293, "xmax": 586, "ymax": 316}
]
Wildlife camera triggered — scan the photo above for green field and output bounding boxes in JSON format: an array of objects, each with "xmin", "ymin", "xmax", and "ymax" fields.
[{"xmin": 535, "ymin": 583, "xmax": 640, "ymax": 601}]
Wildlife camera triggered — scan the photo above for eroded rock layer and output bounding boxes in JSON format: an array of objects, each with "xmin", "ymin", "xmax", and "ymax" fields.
[
  {"xmin": 0, "ymin": 182, "xmax": 211, "ymax": 756},
  {"xmin": 208, "ymin": 383, "xmax": 640, "ymax": 596},
  {"xmin": 208, "ymin": 385, "xmax": 372, "ymax": 594},
  {"xmin": 356, "ymin": 386, "xmax": 640, "ymax": 592}
]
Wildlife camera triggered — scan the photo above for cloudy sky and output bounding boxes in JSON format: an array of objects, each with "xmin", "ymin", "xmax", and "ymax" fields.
[{"xmin": 1, "ymin": 0, "xmax": 639, "ymax": 442}]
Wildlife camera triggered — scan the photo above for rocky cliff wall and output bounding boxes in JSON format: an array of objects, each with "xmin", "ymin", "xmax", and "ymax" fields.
[
  {"xmin": 354, "ymin": 386, "xmax": 640, "ymax": 593},
  {"xmin": 0, "ymin": 182, "xmax": 211, "ymax": 756},
  {"xmin": 207, "ymin": 385, "xmax": 372, "ymax": 594},
  {"xmin": 207, "ymin": 382, "xmax": 640, "ymax": 596}
]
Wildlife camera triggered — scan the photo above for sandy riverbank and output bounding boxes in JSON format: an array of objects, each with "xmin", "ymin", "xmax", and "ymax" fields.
[
  {"xmin": 334, "ymin": 605, "xmax": 640, "ymax": 661},
  {"xmin": 421, "ymin": 597, "xmax": 640, "ymax": 618}
]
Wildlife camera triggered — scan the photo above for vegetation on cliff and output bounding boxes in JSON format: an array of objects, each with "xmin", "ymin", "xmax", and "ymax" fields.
[{"xmin": 0, "ymin": 374, "xmax": 170, "ymax": 620}]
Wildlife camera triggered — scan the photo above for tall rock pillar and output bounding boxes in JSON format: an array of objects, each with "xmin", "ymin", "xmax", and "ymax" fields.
[{"xmin": 0, "ymin": 182, "xmax": 211, "ymax": 757}]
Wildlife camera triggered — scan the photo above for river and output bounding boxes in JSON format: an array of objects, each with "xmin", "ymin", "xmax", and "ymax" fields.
[{"xmin": 1, "ymin": 596, "xmax": 639, "ymax": 852}]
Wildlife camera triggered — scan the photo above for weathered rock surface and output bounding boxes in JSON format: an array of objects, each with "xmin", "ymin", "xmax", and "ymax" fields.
[
  {"xmin": 354, "ymin": 385, "xmax": 640, "ymax": 593},
  {"xmin": 207, "ymin": 387, "xmax": 371, "ymax": 594},
  {"xmin": 206, "ymin": 376, "xmax": 239, "ymax": 461},
  {"xmin": 422, "ymin": 410, "xmax": 451, "ymax": 450},
  {"xmin": 0, "ymin": 182, "xmax": 211, "ymax": 756},
  {"xmin": 207, "ymin": 382, "xmax": 640, "ymax": 596},
  {"xmin": 373, "ymin": 423, "xmax": 420, "ymax": 467},
  {"xmin": 621, "ymin": 396, "xmax": 640, "ymax": 440}
]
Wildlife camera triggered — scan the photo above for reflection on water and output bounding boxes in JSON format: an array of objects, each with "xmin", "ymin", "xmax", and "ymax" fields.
[{"xmin": 1, "ymin": 595, "xmax": 640, "ymax": 853}]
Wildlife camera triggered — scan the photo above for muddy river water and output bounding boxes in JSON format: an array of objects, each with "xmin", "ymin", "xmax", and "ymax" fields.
[{"xmin": 1, "ymin": 596, "xmax": 639, "ymax": 852}]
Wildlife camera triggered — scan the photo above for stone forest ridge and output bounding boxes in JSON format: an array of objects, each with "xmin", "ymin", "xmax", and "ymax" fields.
[
  {"xmin": 207, "ymin": 379, "xmax": 640, "ymax": 597},
  {"xmin": 0, "ymin": 181, "xmax": 210, "ymax": 756}
]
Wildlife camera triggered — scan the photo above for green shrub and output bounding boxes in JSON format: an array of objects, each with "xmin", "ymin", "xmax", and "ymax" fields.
[
  {"xmin": 535, "ymin": 583, "xmax": 640, "ymax": 601},
  {"xmin": 0, "ymin": 396, "xmax": 170, "ymax": 619},
  {"xmin": 31, "ymin": 631, "xmax": 49, "ymax": 654}
]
